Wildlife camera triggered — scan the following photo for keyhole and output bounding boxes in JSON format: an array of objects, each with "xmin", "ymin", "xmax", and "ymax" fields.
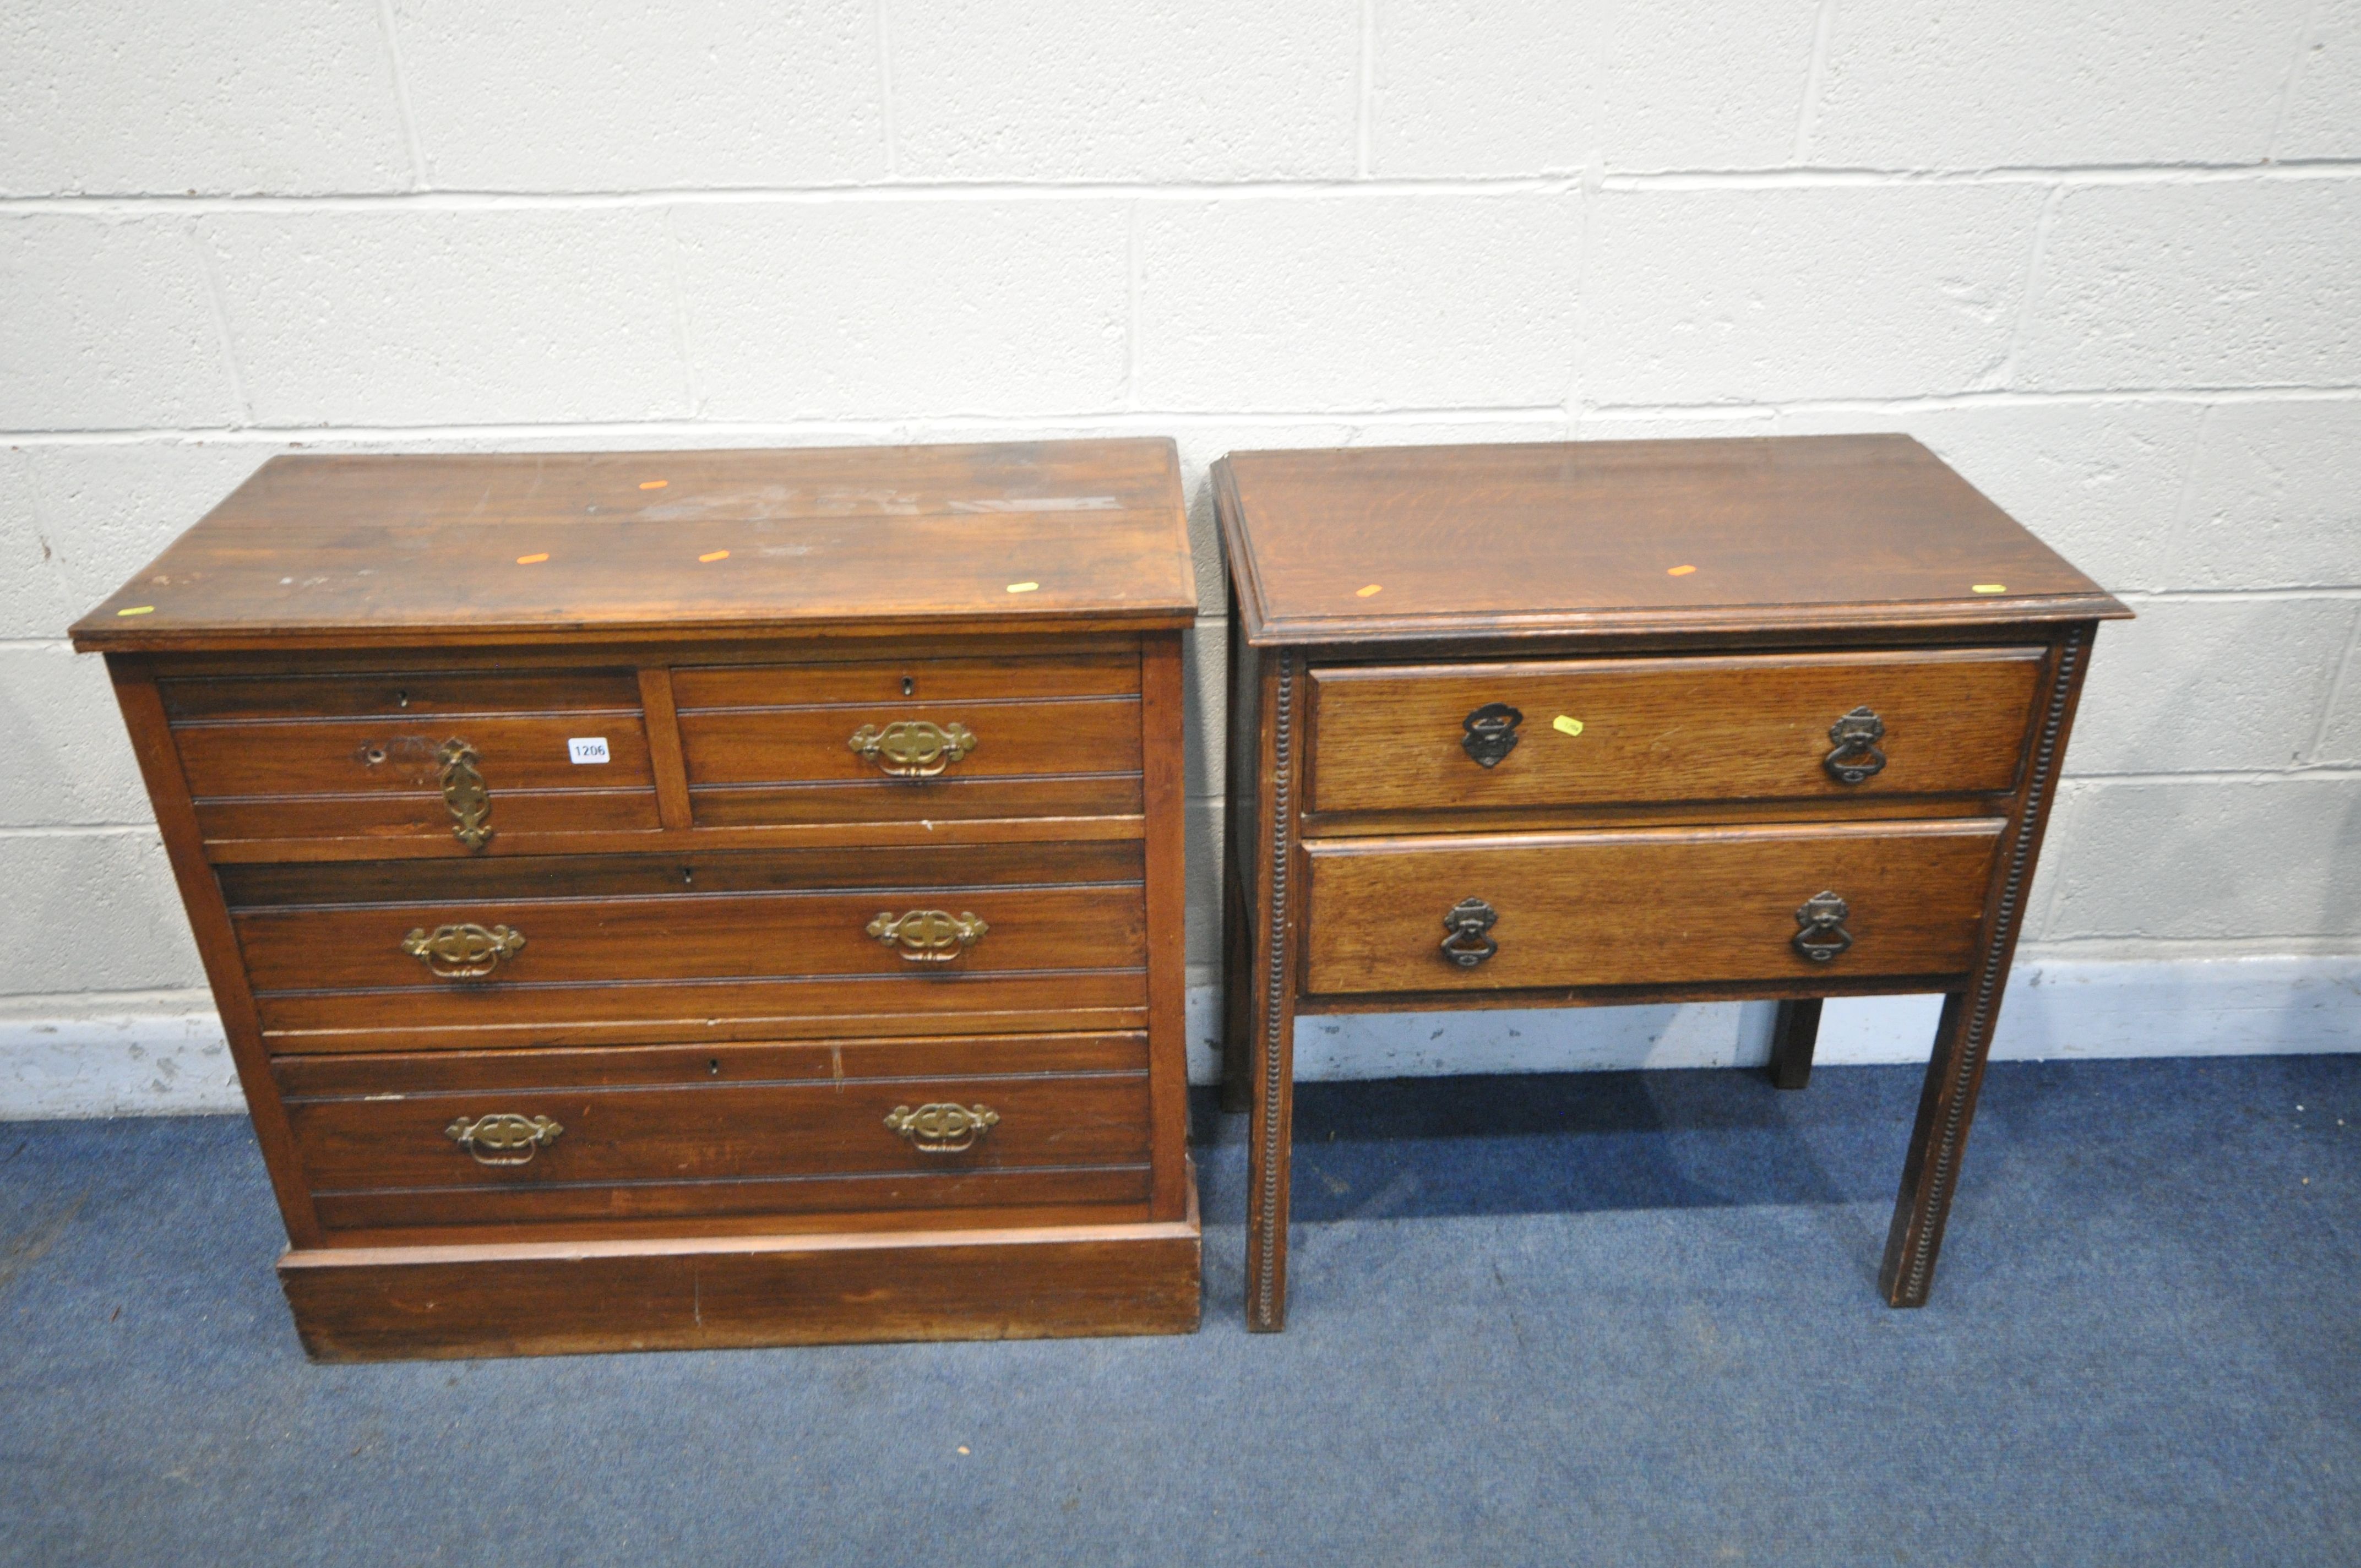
[
  {"xmin": 681, "ymin": 866, "xmax": 694, "ymax": 885},
  {"xmin": 394, "ymin": 690, "xmax": 410, "ymax": 709},
  {"xmin": 901, "ymin": 676, "xmax": 915, "ymax": 697},
  {"xmin": 362, "ymin": 745, "xmax": 387, "ymax": 766},
  {"xmin": 708, "ymin": 1058, "xmax": 720, "ymax": 1076}
]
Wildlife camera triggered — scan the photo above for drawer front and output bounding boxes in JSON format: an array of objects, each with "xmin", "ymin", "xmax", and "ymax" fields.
[
  {"xmin": 674, "ymin": 654, "xmax": 1141, "ymax": 826},
  {"xmin": 1302, "ymin": 819, "xmax": 2002, "ymax": 996},
  {"xmin": 224, "ymin": 841, "xmax": 1149, "ymax": 1050},
  {"xmin": 1307, "ymin": 647, "xmax": 2043, "ymax": 815},
  {"xmin": 274, "ymin": 1033, "xmax": 1152, "ymax": 1231},
  {"xmin": 166, "ymin": 667, "xmax": 660, "ymax": 851}
]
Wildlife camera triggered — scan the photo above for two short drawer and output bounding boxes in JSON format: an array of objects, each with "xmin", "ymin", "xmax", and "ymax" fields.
[
  {"xmin": 165, "ymin": 650, "xmax": 1144, "ymax": 854},
  {"xmin": 273, "ymin": 1033, "xmax": 1152, "ymax": 1231},
  {"xmin": 1297, "ymin": 645, "xmax": 2035, "ymax": 999}
]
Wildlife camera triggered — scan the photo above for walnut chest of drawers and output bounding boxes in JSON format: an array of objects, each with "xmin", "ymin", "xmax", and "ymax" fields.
[
  {"xmin": 72, "ymin": 440, "xmax": 1200, "ymax": 1360},
  {"xmin": 1214, "ymin": 435, "xmax": 2129, "ymax": 1331}
]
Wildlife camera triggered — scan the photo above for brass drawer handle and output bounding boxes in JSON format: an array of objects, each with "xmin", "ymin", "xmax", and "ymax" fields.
[
  {"xmin": 1461, "ymin": 703, "xmax": 1524, "ymax": 768},
  {"xmin": 848, "ymin": 720, "xmax": 977, "ymax": 778},
  {"xmin": 1440, "ymin": 896, "xmax": 1499, "ymax": 967},
  {"xmin": 445, "ymin": 1112, "xmax": 563, "ymax": 1166},
  {"xmin": 867, "ymin": 908, "xmax": 987, "ymax": 963},
  {"xmin": 885, "ymin": 1102, "xmax": 999, "ymax": 1153},
  {"xmin": 402, "ymin": 922, "xmax": 526, "ymax": 980},
  {"xmin": 1824, "ymin": 706, "xmax": 1887, "ymax": 785},
  {"xmin": 438, "ymin": 738, "xmax": 494, "ymax": 848},
  {"xmin": 1793, "ymin": 891, "xmax": 1853, "ymax": 962}
]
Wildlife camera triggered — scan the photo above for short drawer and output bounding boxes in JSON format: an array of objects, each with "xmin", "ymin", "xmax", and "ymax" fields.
[
  {"xmin": 673, "ymin": 652, "xmax": 1141, "ymax": 826},
  {"xmin": 271, "ymin": 1033, "xmax": 1153, "ymax": 1231},
  {"xmin": 222, "ymin": 840, "xmax": 1149, "ymax": 1052},
  {"xmin": 165, "ymin": 666, "xmax": 660, "ymax": 853},
  {"xmin": 1301, "ymin": 818, "xmax": 2002, "ymax": 997},
  {"xmin": 1305, "ymin": 647, "xmax": 2043, "ymax": 815}
]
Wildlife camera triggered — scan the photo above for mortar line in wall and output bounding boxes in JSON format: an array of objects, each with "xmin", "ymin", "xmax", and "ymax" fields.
[
  {"xmin": 188, "ymin": 222, "xmax": 252, "ymax": 427},
  {"xmin": 2303, "ymin": 613, "xmax": 2360, "ymax": 764},
  {"xmin": 875, "ymin": 0, "xmax": 898, "ymax": 179},
  {"xmin": 14, "ymin": 387, "xmax": 2361, "ymax": 448},
  {"xmin": 2024, "ymin": 777, "xmax": 2076, "ymax": 942},
  {"xmin": 1566, "ymin": 154, "xmax": 1601, "ymax": 420},
  {"xmin": 0, "ymin": 824, "xmax": 163, "ymax": 839},
  {"xmin": 1791, "ymin": 0, "xmax": 1840, "ymax": 163},
  {"xmin": 657, "ymin": 207, "xmax": 702, "ymax": 418},
  {"xmin": 2121, "ymin": 586, "xmax": 2361, "ymax": 603},
  {"xmin": 2266, "ymin": 0, "xmax": 2329, "ymax": 160},
  {"xmin": 1355, "ymin": 0, "xmax": 1377, "ymax": 178},
  {"xmin": 6, "ymin": 162, "xmax": 2358, "ymax": 215},
  {"xmin": 2061, "ymin": 765, "xmax": 2361, "ymax": 785},
  {"xmin": 1122, "ymin": 201, "xmax": 1142, "ymax": 410},
  {"xmin": 2156, "ymin": 402, "xmax": 2217, "ymax": 587},
  {"xmin": 1992, "ymin": 184, "xmax": 2066, "ymax": 391},
  {"xmin": 2020, "ymin": 938, "xmax": 2361, "ymax": 959},
  {"xmin": 373, "ymin": 0, "xmax": 429, "ymax": 190}
]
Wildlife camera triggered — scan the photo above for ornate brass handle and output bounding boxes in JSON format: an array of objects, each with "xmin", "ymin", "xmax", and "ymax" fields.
[
  {"xmin": 1824, "ymin": 706, "xmax": 1887, "ymax": 785},
  {"xmin": 1461, "ymin": 703, "xmax": 1524, "ymax": 768},
  {"xmin": 1440, "ymin": 896, "xmax": 1499, "ymax": 967},
  {"xmin": 848, "ymin": 720, "xmax": 978, "ymax": 778},
  {"xmin": 1792, "ymin": 891, "xmax": 1853, "ymax": 962},
  {"xmin": 884, "ymin": 1103, "xmax": 999, "ymax": 1153},
  {"xmin": 866, "ymin": 909, "xmax": 987, "ymax": 963},
  {"xmin": 402, "ymin": 922, "xmax": 526, "ymax": 980},
  {"xmin": 438, "ymin": 738, "xmax": 493, "ymax": 848},
  {"xmin": 445, "ymin": 1113, "xmax": 563, "ymax": 1166}
]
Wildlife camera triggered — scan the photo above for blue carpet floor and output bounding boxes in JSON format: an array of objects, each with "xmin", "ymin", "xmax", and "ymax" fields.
[{"xmin": 2, "ymin": 1055, "xmax": 2358, "ymax": 1566}]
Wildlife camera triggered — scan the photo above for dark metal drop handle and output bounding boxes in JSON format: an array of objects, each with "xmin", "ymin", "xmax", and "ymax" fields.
[
  {"xmin": 1792, "ymin": 891, "xmax": 1853, "ymax": 963},
  {"xmin": 1461, "ymin": 703, "xmax": 1524, "ymax": 768},
  {"xmin": 1824, "ymin": 706, "xmax": 1887, "ymax": 785},
  {"xmin": 1440, "ymin": 896, "xmax": 1499, "ymax": 967}
]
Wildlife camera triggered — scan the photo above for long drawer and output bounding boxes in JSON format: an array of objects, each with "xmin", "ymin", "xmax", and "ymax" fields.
[
  {"xmin": 271, "ymin": 1033, "xmax": 1153, "ymax": 1231},
  {"xmin": 162, "ymin": 667, "xmax": 661, "ymax": 853},
  {"xmin": 222, "ymin": 841, "xmax": 1149, "ymax": 1052},
  {"xmin": 1305, "ymin": 647, "xmax": 2043, "ymax": 815},
  {"xmin": 1301, "ymin": 819, "xmax": 2002, "ymax": 996},
  {"xmin": 673, "ymin": 652, "xmax": 1143, "ymax": 825}
]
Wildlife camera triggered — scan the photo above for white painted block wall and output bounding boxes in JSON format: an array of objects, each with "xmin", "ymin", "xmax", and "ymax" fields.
[{"xmin": 2, "ymin": 1, "xmax": 2356, "ymax": 1114}]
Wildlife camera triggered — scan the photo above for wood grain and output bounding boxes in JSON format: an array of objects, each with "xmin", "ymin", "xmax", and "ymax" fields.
[
  {"xmin": 1218, "ymin": 434, "xmax": 2120, "ymax": 1330},
  {"xmin": 670, "ymin": 650, "xmax": 1140, "ymax": 708},
  {"xmin": 1216, "ymin": 435, "xmax": 2130, "ymax": 646},
  {"xmin": 279, "ymin": 1184, "xmax": 1201, "ymax": 1360},
  {"xmin": 286, "ymin": 1069, "xmax": 1150, "ymax": 1201},
  {"xmin": 1306, "ymin": 646, "xmax": 2043, "ymax": 813},
  {"xmin": 1302, "ymin": 819, "xmax": 2001, "ymax": 996},
  {"xmin": 79, "ymin": 438, "xmax": 1199, "ymax": 1355},
  {"xmin": 71, "ymin": 442, "xmax": 1196, "ymax": 651}
]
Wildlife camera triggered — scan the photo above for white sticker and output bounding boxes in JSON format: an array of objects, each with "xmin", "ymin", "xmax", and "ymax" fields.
[{"xmin": 568, "ymin": 737, "xmax": 611, "ymax": 765}]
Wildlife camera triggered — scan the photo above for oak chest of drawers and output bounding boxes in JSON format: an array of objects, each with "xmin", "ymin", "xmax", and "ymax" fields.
[
  {"xmin": 1215, "ymin": 435, "xmax": 2129, "ymax": 1331},
  {"xmin": 72, "ymin": 440, "xmax": 1200, "ymax": 1360}
]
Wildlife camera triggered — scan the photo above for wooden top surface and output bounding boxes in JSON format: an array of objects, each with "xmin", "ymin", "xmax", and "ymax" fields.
[
  {"xmin": 1216, "ymin": 435, "xmax": 2128, "ymax": 646},
  {"xmin": 72, "ymin": 440, "xmax": 1195, "ymax": 651}
]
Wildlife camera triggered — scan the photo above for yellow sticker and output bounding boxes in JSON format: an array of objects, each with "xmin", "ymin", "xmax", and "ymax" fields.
[
  {"xmin": 698, "ymin": 549, "xmax": 730, "ymax": 563},
  {"xmin": 639, "ymin": 479, "xmax": 669, "ymax": 491},
  {"xmin": 1007, "ymin": 581, "xmax": 1040, "ymax": 594},
  {"xmin": 1972, "ymin": 583, "xmax": 2006, "ymax": 594},
  {"xmin": 516, "ymin": 553, "xmax": 550, "ymax": 565},
  {"xmin": 1666, "ymin": 564, "xmax": 1697, "ymax": 577},
  {"xmin": 1553, "ymin": 715, "xmax": 1584, "ymax": 737},
  {"xmin": 1356, "ymin": 584, "xmax": 1384, "ymax": 597},
  {"xmin": 116, "ymin": 605, "xmax": 155, "ymax": 617}
]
